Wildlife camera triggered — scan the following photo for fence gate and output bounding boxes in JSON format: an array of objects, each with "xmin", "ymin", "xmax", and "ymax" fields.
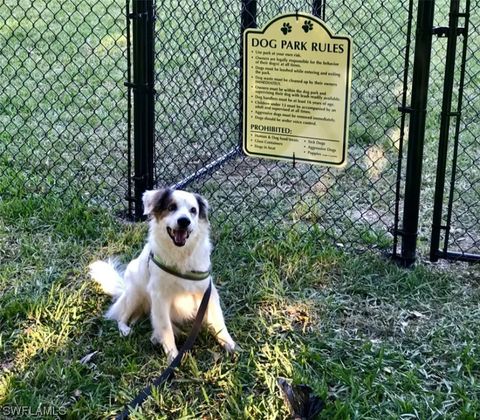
[{"xmin": 429, "ymin": 0, "xmax": 479, "ymax": 262}]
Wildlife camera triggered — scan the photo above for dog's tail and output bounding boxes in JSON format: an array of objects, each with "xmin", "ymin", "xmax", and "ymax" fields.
[{"xmin": 89, "ymin": 259, "xmax": 125, "ymax": 298}]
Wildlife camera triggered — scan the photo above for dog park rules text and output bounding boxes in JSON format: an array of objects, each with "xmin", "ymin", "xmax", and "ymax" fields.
[{"xmin": 243, "ymin": 13, "xmax": 352, "ymax": 167}]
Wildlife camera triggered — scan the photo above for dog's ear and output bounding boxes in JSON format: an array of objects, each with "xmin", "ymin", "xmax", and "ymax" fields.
[
  {"xmin": 195, "ymin": 194, "xmax": 209, "ymax": 221},
  {"xmin": 143, "ymin": 188, "xmax": 172, "ymax": 216}
]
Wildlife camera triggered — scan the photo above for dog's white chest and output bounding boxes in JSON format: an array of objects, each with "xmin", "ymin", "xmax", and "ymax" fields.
[{"xmin": 170, "ymin": 292, "xmax": 200, "ymax": 321}]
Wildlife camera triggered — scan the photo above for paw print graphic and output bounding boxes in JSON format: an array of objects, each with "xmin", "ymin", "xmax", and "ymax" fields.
[
  {"xmin": 281, "ymin": 22, "xmax": 292, "ymax": 35},
  {"xmin": 302, "ymin": 20, "xmax": 313, "ymax": 33}
]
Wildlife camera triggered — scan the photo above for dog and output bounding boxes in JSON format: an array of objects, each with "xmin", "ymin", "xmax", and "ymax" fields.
[{"xmin": 89, "ymin": 188, "xmax": 236, "ymax": 362}]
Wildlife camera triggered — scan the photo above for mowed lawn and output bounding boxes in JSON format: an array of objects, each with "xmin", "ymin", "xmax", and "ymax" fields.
[
  {"xmin": 1, "ymin": 184, "xmax": 479, "ymax": 418},
  {"xmin": 1, "ymin": 0, "xmax": 480, "ymax": 418}
]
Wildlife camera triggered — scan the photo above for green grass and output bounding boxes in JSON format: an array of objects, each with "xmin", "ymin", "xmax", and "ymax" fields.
[
  {"xmin": 0, "ymin": 0, "xmax": 128, "ymax": 211},
  {"xmin": 1, "ymin": 193, "xmax": 479, "ymax": 418},
  {"xmin": 1, "ymin": 1, "xmax": 480, "ymax": 417}
]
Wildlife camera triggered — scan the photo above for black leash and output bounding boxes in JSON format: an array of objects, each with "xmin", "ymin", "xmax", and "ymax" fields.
[{"xmin": 115, "ymin": 280, "xmax": 212, "ymax": 420}]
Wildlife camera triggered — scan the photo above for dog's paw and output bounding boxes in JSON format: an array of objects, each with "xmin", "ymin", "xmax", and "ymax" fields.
[
  {"xmin": 150, "ymin": 334, "xmax": 160, "ymax": 345},
  {"xmin": 118, "ymin": 322, "xmax": 131, "ymax": 337},
  {"xmin": 166, "ymin": 349, "xmax": 179, "ymax": 365},
  {"xmin": 151, "ymin": 334, "xmax": 179, "ymax": 364},
  {"xmin": 223, "ymin": 340, "xmax": 238, "ymax": 353},
  {"xmin": 222, "ymin": 341, "xmax": 241, "ymax": 362}
]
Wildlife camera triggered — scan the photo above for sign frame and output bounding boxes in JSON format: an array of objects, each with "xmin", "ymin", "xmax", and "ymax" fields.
[{"xmin": 242, "ymin": 13, "xmax": 352, "ymax": 167}]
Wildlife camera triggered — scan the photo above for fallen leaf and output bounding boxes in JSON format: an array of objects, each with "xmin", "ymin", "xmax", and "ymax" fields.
[{"xmin": 79, "ymin": 351, "xmax": 99, "ymax": 365}]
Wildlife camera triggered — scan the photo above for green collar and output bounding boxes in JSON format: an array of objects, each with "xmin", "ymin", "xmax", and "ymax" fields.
[{"xmin": 149, "ymin": 252, "xmax": 211, "ymax": 281}]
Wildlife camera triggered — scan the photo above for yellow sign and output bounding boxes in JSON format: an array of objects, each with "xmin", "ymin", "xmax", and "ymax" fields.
[{"xmin": 243, "ymin": 13, "xmax": 352, "ymax": 167}]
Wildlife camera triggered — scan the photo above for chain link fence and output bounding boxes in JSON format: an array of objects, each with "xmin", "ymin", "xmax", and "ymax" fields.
[
  {"xmin": 0, "ymin": 0, "xmax": 129, "ymax": 214},
  {"xmin": 153, "ymin": 0, "xmax": 411, "ymax": 254},
  {"xmin": 1, "ymin": 0, "xmax": 478, "ymax": 261},
  {"xmin": 427, "ymin": 0, "xmax": 480, "ymax": 259},
  {"xmin": 152, "ymin": 0, "xmax": 479, "ymax": 260}
]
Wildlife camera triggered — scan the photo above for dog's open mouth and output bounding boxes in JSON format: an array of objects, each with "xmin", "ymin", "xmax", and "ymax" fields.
[{"xmin": 167, "ymin": 227, "xmax": 190, "ymax": 247}]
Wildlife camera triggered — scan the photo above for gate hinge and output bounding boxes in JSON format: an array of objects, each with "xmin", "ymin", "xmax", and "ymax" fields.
[
  {"xmin": 390, "ymin": 226, "xmax": 404, "ymax": 237},
  {"xmin": 132, "ymin": 174, "xmax": 149, "ymax": 182},
  {"xmin": 390, "ymin": 228, "xmax": 418, "ymax": 241},
  {"xmin": 127, "ymin": 12, "xmax": 148, "ymax": 20},
  {"xmin": 432, "ymin": 223, "xmax": 449, "ymax": 231},
  {"xmin": 127, "ymin": 10, "xmax": 156, "ymax": 22},
  {"xmin": 398, "ymin": 106, "xmax": 413, "ymax": 114},
  {"xmin": 432, "ymin": 26, "xmax": 466, "ymax": 37},
  {"xmin": 124, "ymin": 81, "xmax": 157, "ymax": 95},
  {"xmin": 433, "ymin": 26, "xmax": 449, "ymax": 37}
]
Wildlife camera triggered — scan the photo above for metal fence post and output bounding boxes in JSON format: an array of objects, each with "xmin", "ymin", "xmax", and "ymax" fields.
[
  {"xmin": 312, "ymin": 0, "xmax": 326, "ymax": 20},
  {"xmin": 241, "ymin": 0, "xmax": 257, "ymax": 30},
  {"xmin": 239, "ymin": 0, "xmax": 257, "ymax": 147},
  {"xmin": 131, "ymin": 0, "xmax": 155, "ymax": 220},
  {"xmin": 399, "ymin": 0, "xmax": 436, "ymax": 266},
  {"xmin": 429, "ymin": 0, "xmax": 461, "ymax": 261}
]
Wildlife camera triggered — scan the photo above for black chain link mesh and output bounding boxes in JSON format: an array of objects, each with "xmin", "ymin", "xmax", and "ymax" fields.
[
  {"xmin": 153, "ymin": 0, "xmax": 412, "ymax": 253},
  {"xmin": 417, "ymin": 0, "xmax": 479, "ymax": 258},
  {"xmin": 1, "ymin": 0, "xmax": 478, "ymax": 259},
  {"xmin": 152, "ymin": 0, "xmax": 479, "ymax": 259},
  {"xmin": 451, "ymin": 8, "xmax": 480, "ymax": 255},
  {"xmin": 0, "ymin": 0, "xmax": 128, "ymax": 213},
  {"xmin": 432, "ymin": 0, "xmax": 480, "ymax": 256}
]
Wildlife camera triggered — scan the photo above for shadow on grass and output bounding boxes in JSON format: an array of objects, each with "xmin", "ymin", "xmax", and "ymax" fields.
[{"xmin": 1, "ymin": 195, "xmax": 479, "ymax": 418}]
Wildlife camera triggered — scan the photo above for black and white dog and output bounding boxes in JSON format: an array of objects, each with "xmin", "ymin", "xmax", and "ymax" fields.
[{"xmin": 89, "ymin": 189, "xmax": 236, "ymax": 362}]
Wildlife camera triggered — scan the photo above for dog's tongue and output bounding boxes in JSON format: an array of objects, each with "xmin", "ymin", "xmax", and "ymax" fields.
[{"xmin": 174, "ymin": 229, "xmax": 188, "ymax": 245}]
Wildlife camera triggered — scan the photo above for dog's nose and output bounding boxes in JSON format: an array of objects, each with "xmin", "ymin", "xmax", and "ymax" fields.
[{"xmin": 177, "ymin": 217, "xmax": 191, "ymax": 228}]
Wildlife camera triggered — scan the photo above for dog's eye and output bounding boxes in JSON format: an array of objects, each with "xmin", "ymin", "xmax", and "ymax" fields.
[
  {"xmin": 168, "ymin": 203, "xmax": 177, "ymax": 212},
  {"xmin": 190, "ymin": 207, "xmax": 197, "ymax": 215}
]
